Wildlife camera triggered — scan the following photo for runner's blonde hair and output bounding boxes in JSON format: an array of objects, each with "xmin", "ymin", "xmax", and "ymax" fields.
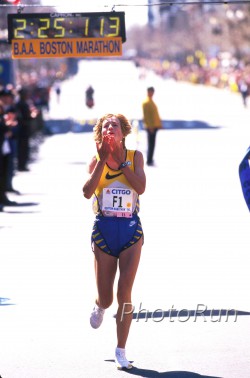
[{"xmin": 93, "ymin": 113, "xmax": 131, "ymax": 145}]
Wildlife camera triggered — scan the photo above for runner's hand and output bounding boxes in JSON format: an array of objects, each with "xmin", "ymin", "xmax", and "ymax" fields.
[
  {"xmin": 109, "ymin": 139, "xmax": 124, "ymax": 165},
  {"xmin": 96, "ymin": 135, "xmax": 112, "ymax": 161}
]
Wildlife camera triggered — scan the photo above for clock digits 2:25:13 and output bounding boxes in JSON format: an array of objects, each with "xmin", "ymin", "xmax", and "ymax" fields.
[{"xmin": 8, "ymin": 13, "xmax": 125, "ymax": 41}]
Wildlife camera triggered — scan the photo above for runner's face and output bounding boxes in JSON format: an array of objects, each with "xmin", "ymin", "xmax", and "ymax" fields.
[{"xmin": 102, "ymin": 117, "xmax": 123, "ymax": 142}]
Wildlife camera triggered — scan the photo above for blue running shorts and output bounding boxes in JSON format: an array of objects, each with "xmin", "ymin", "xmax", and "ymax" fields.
[{"xmin": 91, "ymin": 214, "xmax": 143, "ymax": 258}]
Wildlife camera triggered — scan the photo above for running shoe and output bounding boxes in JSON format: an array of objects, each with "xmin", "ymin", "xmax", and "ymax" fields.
[
  {"xmin": 115, "ymin": 348, "xmax": 133, "ymax": 370},
  {"xmin": 90, "ymin": 304, "xmax": 105, "ymax": 329}
]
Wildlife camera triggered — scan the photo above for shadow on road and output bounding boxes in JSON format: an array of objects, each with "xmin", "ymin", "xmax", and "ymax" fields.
[
  {"xmin": 125, "ymin": 368, "xmax": 221, "ymax": 377},
  {"xmin": 104, "ymin": 362, "xmax": 221, "ymax": 378},
  {"xmin": 2, "ymin": 202, "xmax": 40, "ymax": 214},
  {"xmin": 0, "ymin": 298, "xmax": 15, "ymax": 306},
  {"xmin": 3, "ymin": 202, "xmax": 39, "ymax": 207}
]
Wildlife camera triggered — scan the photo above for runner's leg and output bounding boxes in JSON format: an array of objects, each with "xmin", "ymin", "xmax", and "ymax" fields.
[
  {"xmin": 116, "ymin": 239, "xmax": 142, "ymax": 348},
  {"xmin": 93, "ymin": 244, "xmax": 118, "ymax": 309}
]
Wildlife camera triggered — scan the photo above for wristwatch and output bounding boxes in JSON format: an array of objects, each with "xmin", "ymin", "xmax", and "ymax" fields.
[{"xmin": 118, "ymin": 161, "xmax": 131, "ymax": 170}]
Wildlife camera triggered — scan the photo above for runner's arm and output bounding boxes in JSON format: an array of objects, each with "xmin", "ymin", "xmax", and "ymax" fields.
[{"xmin": 82, "ymin": 156, "xmax": 106, "ymax": 199}]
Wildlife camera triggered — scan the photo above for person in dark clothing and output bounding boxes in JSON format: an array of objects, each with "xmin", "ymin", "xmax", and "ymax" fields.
[
  {"xmin": 238, "ymin": 79, "xmax": 249, "ymax": 107},
  {"xmin": 85, "ymin": 85, "xmax": 94, "ymax": 108},
  {"xmin": 0, "ymin": 99, "xmax": 18, "ymax": 210},
  {"xmin": 0, "ymin": 88, "xmax": 19, "ymax": 193},
  {"xmin": 16, "ymin": 88, "xmax": 37, "ymax": 172},
  {"xmin": 0, "ymin": 100, "xmax": 6, "ymax": 211}
]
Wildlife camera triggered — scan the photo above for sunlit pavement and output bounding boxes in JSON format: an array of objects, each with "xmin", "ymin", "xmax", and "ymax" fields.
[{"xmin": 1, "ymin": 62, "xmax": 250, "ymax": 378}]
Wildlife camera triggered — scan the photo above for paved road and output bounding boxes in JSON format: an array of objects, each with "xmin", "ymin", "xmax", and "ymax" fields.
[{"xmin": 1, "ymin": 73, "xmax": 250, "ymax": 377}]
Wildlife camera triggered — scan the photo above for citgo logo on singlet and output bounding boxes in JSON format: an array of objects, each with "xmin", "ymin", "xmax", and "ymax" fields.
[{"xmin": 111, "ymin": 189, "xmax": 131, "ymax": 195}]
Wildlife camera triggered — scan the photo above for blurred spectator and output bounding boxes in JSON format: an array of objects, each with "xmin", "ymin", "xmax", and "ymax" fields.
[
  {"xmin": 16, "ymin": 88, "xmax": 39, "ymax": 172},
  {"xmin": 135, "ymin": 55, "xmax": 250, "ymax": 101},
  {"xmin": 85, "ymin": 85, "xmax": 94, "ymax": 108},
  {"xmin": 0, "ymin": 96, "xmax": 18, "ymax": 209},
  {"xmin": 142, "ymin": 86, "xmax": 162, "ymax": 166},
  {"xmin": 0, "ymin": 88, "xmax": 19, "ymax": 193},
  {"xmin": 238, "ymin": 78, "xmax": 249, "ymax": 107},
  {"xmin": 55, "ymin": 83, "xmax": 61, "ymax": 104},
  {"xmin": 32, "ymin": 86, "xmax": 50, "ymax": 112},
  {"xmin": 0, "ymin": 100, "xmax": 6, "ymax": 211}
]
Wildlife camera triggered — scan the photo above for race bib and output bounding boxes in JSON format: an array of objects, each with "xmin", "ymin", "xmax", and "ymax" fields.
[{"xmin": 102, "ymin": 187, "xmax": 133, "ymax": 217}]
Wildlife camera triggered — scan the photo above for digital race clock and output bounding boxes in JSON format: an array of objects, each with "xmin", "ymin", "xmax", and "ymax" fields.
[{"xmin": 7, "ymin": 12, "xmax": 126, "ymax": 43}]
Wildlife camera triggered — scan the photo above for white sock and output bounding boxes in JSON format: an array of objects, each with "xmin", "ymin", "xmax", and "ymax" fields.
[{"xmin": 116, "ymin": 347, "xmax": 125, "ymax": 355}]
